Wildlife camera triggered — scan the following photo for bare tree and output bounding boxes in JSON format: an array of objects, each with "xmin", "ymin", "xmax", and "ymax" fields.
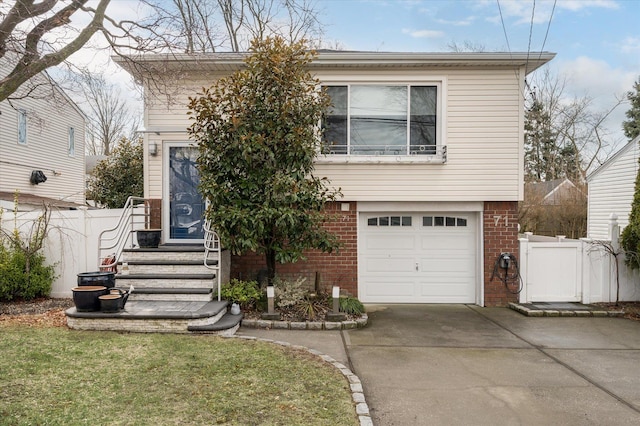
[
  {"xmin": 68, "ymin": 70, "xmax": 137, "ymax": 155},
  {"xmin": 144, "ymin": 0, "xmax": 323, "ymax": 53},
  {"xmin": 526, "ymin": 68, "xmax": 625, "ymax": 180},
  {"xmin": 0, "ymin": 0, "xmax": 187, "ymax": 103}
]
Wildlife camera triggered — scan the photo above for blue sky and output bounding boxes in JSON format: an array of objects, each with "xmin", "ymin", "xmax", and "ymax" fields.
[{"xmin": 316, "ymin": 0, "xmax": 640, "ymax": 145}]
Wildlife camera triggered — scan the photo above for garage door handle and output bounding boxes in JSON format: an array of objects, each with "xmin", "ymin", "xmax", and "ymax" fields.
[{"xmin": 415, "ymin": 262, "xmax": 419, "ymax": 271}]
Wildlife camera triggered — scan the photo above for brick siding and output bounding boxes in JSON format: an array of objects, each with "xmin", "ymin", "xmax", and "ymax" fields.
[
  {"xmin": 231, "ymin": 201, "xmax": 358, "ymax": 296},
  {"xmin": 483, "ymin": 201, "xmax": 520, "ymax": 306}
]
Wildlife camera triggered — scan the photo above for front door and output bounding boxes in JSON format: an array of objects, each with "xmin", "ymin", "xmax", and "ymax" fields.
[{"xmin": 164, "ymin": 143, "xmax": 205, "ymax": 243}]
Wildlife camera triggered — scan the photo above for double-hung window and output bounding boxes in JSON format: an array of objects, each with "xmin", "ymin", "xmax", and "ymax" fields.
[
  {"xmin": 322, "ymin": 84, "xmax": 440, "ymax": 157},
  {"xmin": 17, "ymin": 109, "xmax": 27, "ymax": 145},
  {"xmin": 68, "ymin": 127, "xmax": 75, "ymax": 156}
]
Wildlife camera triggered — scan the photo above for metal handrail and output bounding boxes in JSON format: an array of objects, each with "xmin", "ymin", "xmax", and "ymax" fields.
[
  {"xmin": 97, "ymin": 196, "xmax": 151, "ymax": 270},
  {"xmin": 203, "ymin": 219, "xmax": 222, "ymax": 301}
]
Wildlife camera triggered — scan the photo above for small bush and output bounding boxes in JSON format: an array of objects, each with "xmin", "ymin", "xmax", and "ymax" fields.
[
  {"xmin": 273, "ymin": 276, "xmax": 307, "ymax": 309},
  {"xmin": 218, "ymin": 279, "xmax": 261, "ymax": 308},
  {"xmin": 0, "ymin": 248, "xmax": 55, "ymax": 301},
  {"xmin": 0, "ymin": 201, "xmax": 56, "ymax": 301},
  {"xmin": 336, "ymin": 296, "xmax": 365, "ymax": 315}
]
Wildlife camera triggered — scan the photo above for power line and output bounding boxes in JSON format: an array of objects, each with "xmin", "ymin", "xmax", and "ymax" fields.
[
  {"xmin": 496, "ymin": 0, "xmax": 512, "ymax": 57},
  {"xmin": 538, "ymin": 0, "xmax": 557, "ymax": 60},
  {"xmin": 525, "ymin": 0, "xmax": 536, "ymax": 75}
]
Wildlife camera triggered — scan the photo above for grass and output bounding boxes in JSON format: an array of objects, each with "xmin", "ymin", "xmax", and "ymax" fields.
[{"xmin": 0, "ymin": 326, "xmax": 358, "ymax": 425}]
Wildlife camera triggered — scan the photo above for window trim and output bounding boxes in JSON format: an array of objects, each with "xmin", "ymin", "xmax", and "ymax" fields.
[
  {"xmin": 318, "ymin": 76, "xmax": 447, "ymax": 164},
  {"xmin": 17, "ymin": 108, "xmax": 27, "ymax": 145}
]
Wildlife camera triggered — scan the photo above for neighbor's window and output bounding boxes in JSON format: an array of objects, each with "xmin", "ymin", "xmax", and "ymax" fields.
[
  {"xmin": 323, "ymin": 85, "xmax": 437, "ymax": 155},
  {"xmin": 17, "ymin": 109, "xmax": 27, "ymax": 145},
  {"xmin": 68, "ymin": 127, "xmax": 75, "ymax": 156}
]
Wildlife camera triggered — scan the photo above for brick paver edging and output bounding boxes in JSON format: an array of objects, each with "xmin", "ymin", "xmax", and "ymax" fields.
[
  {"xmin": 509, "ymin": 302, "xmax": 624, "ymax": 317},
  {"xmin": 240, "ymin": 314, "xmax": 368, "ymax": 330},
  {"xmin": 231, "ymin": 335, "xmax": 373, "ymax": 426}
]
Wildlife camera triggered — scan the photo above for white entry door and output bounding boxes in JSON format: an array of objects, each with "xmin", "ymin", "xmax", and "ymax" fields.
[{"xmin": 358, "ymin": 213, "xmax": 478, "ymax": 303}]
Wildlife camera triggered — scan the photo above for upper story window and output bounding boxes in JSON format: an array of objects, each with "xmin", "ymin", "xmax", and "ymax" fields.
[
  {"xmin": 322, "ymin": 84, "xmax": 440, "ymax": 157},
  {"xmin": 68, "ymin": 127, "xmax": 75, "ymax": 156},
  {"xmin": 17, "ymin": 109, "xmax": 27, "ymax": 145}
]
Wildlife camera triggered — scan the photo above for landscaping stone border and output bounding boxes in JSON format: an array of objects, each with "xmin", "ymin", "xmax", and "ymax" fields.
[
  {"xmin": 240, "ymin": 314, "xmax": 368, "ymax": 330},
  {"xmin": 232, "ymin": 335, "xmax": 373, "ymax": 426}
]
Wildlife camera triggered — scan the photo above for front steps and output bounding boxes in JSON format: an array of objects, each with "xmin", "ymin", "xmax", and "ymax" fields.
[
  {"xmin": 66, "ymin": 245, "xmax": 240, "ymax": 334},
  {"xmin": 119, "ymin": 245, "xmax": 216, "ymax": 302}
]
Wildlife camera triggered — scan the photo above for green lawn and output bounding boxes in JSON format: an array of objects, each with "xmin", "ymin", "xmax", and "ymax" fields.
[{"xmin": 0, "ymin": 326, "xmax": 357, "ymax": 425}]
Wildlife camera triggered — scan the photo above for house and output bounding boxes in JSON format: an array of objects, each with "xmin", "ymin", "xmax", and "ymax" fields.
[
  {"xmin": 521, "ymin": 178, "xmax": 587, "ymax": 238},
  {"xmin": 587, "ymin": 136, "xmax": 640, "ymax": 240},
  {"xmin": 0, "ymin": 65, "xmax": 86, "ymax": 211},
  {"xmin": 115, "ymin": 50, "xmax": 554, "ymax": 307}
]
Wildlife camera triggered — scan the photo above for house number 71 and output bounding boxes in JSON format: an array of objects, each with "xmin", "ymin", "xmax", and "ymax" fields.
[{"xmin": 493, "ymin": 215, "xmax": 509, "ymax": 227}]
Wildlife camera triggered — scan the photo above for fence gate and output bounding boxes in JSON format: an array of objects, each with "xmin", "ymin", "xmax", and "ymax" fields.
[{"xmin": 519, "ymin": 238, "xmax": 583, "ymax": 303}]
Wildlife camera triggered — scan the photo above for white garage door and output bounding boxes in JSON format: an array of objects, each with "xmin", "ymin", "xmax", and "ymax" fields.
[{"xmin": 359, "ymin": 212, "xmax": 478, "ymax": 303}]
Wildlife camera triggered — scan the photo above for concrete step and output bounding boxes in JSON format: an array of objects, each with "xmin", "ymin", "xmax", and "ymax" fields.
[
  {"xmin": 122, "ymin": 245, "xmax": 215, "ymax": 263},
  {"xmin": 115, "ymin": 274, "xmax": 215, "ymax": 289},
  {"xmin": 188, "ymin": 312, "xmax": 242, "ymax": 332},
  {"xmin": 128, "ymin": 293, "xmax": 213, "ymax": 302},
  {"xmin": 124, "ymin": 261, "xmax": 214, "ymax": 275},
  {"xmin": 66, "ymin": 300, "xmax": 237, "ymax": 335}
]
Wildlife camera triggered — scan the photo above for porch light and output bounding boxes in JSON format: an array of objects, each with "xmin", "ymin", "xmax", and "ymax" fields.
[{"xmin": 149, "ymin": 142, "xmax": 158, "ymax": 156}]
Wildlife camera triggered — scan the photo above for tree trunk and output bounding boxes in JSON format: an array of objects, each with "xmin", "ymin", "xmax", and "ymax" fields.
[{"xmin": 265, "ymin": 248, "xmax": 276, "ymax": 287}]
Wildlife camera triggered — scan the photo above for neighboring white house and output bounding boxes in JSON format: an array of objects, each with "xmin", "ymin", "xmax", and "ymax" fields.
[
  {"xmin": 587, "ymin": 136, "xmax": 640, "ymax": 239},
  {"xmin": 115, "ymin": 50, "xmax": 554, "ymax": 306},
  {"xmin": 0, "ymin": 64, "xmax": 87, "ymax": 211}
]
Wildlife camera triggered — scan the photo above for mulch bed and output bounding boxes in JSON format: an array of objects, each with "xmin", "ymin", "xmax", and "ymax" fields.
[
  {"xmin": 594, "ymin": 302, "xmax": 640, "ymax": 321},
  {"xmin": 0, "ymin": 298, "xmax": 73, "ymax": 328}
]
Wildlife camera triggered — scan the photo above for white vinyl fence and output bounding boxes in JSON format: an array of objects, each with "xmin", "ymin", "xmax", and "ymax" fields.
[
  {"xmin": 519, "ymin": 214, "xmax": 640, "ymax": 304},
  {"xmin": 1, "ymin": 208, "xmax": 123, "ymax": 298}
]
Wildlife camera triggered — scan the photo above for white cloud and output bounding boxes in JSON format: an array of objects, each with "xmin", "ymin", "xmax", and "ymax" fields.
[
  {"xmin": 620, "ymin": 37, "xmax": 640, "ymax": 53},
  {"xmin": 482, "ymin": 0, "xmax": 619, "ymax": 25},
  {"xmin": 402, "ymin": 29, "xmax": 444, "ymax": 38},
  {"xmin": 436, "ymin": 17, "xmax": 477, "ymax": 26},
  {"xmin": 558, "ymin": 0, "xmax": 619, "ymax": 12},
  {"xmin": 552, "ymin": 56, "xmax": 636, "ymax": 144}
]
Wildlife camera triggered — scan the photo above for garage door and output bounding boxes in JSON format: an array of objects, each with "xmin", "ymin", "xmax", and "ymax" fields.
[{"xmin": 359, "ymin": 212, "xmax": 478, "ymax": 303}]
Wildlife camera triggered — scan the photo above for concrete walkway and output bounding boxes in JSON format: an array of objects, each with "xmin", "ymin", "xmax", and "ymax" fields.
[{"xmin": 239, "ymin": 305, "xmax": 640, "ymax": 425}]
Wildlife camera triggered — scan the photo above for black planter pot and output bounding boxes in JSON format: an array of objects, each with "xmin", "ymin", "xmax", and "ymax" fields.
[
  {"xmin": 77, "ymin": 271, "xmax": 115, "ymax": 289},
  {"xmin": 137, "ymin": 229, "xmax": 161, "ymax": 248},
  {"xmin": 72, "ymin": 286, "xmax": 108, "ymax": 312},
  {"xmin": 99, "ymin": 294, "xmax": 122, "ymax": 312}
]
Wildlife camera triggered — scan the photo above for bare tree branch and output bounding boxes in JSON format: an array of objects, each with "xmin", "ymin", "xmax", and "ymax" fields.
[{"xmin": 0, "ymin": 0, "xmax": 110, "ymax": 102}]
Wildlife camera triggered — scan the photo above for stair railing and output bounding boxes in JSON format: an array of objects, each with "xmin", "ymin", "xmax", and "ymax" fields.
[
  {"xmin": 97, "ymin": 196, "xmax": 150, "ymax": 270},
  {"xmin": 203, "ymin": 219, "xmax": 222, "ymax": 301}
]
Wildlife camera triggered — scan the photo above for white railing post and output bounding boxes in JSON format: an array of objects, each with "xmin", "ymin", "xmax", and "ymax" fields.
[
  {"xmin": 518, "ymin": 237, "xmax": 529, "ymax": 303},
  {"xmin": 609, "ymin": 213, "xmax": 620, "ymax": 249}
]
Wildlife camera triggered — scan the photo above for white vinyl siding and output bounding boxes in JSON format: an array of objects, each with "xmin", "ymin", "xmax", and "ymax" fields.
[
  {"xmin": 143, "ymin": 67, "xmax": 525, "ymax": 202},
  {"xmin": 316, "ymin": 69, "xmax": 523, "ymax": 202},
  {"xmin": 587, "ymin": 139, "xmax": 639, "ymax": 239},
  {"xmin": 0, "ymin": 83, "xmax": 86, "ymax": 205}
]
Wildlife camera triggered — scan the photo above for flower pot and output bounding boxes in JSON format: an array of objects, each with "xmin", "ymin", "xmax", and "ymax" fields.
[
  {"xmin": 72, "ymin": 286, "xmax": 108, "ymax": 312},
  {"xmin": 137, "ymin": 229, "xmax": 161, "ymax": 248},
  {"xmin": 99, "ymin": 294, "xmax": 122, "ymax": 313},
  {"xmin": 77, "ymin": 271, "xmax": 115, "ymax": 288}
]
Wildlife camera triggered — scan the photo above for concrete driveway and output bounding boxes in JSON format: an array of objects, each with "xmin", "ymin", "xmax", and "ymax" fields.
[{"xmin": 346, "ymin": 304, "xmax": 640, "ymax": 425}]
